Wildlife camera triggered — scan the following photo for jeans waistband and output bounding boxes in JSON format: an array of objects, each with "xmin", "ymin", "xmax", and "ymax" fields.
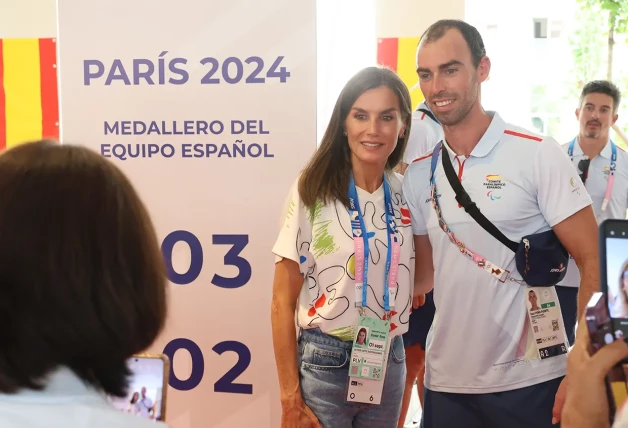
[{"xmin": 299, "ymin": 327, "xmax": 401, "ymax": 350}]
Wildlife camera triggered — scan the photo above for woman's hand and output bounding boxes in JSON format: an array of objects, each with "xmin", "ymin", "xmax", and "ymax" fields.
[
  {"xmin": 561, "ymin": 315, "xmax": 628, "ymax": 427},
  {"xmin": 281, "ymin": 396, "xmax": 322, "ymax": 428},
  {"xmin": 413, "ymin": 293, "xmax": 426, "ymax": 309}
]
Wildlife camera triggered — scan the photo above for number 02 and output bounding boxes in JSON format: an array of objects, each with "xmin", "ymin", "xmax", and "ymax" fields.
[{"xmin": 163, "ymin": 338, "xmax": 253, "ymax": 394}]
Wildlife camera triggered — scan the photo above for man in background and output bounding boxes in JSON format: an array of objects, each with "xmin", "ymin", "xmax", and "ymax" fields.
[
  {"xmin": 396, "ymin": 100, "xmax": 443, "ymax": 175},
  {"xmin": 558, "ymin": 80, "xmax": 628, "ymax": 345},
  {"xmin": 397, "ymin": 99, "xmax": 442, "ymax": 428}
]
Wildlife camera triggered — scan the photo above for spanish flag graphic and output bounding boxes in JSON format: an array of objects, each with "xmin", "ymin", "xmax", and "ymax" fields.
[
  {"xmin": 486, "ymin": 174, "xmax": 502, "ymax": 181},
  {"xmin": 0, "ymin": 38, "xmax": 59, "ymax": 150},
  {"xmin": 377, "ymin": 37, "xmax": 424, "ymax": 110}
]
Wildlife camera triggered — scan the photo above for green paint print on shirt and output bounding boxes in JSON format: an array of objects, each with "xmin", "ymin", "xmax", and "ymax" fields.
[{"xmin": 308, "ymin": 200, "xmax": 339, "ymax": 258}]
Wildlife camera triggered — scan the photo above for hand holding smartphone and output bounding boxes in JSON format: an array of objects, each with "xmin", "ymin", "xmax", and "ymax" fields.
[
  {"xmin": 600, "ymin": 219, "xmax": 628, "ymax": 333},
  {"xmin": 587, "ymin": 219, "xmax": 628, "ymax": 422},
  {"xmin": 106, "ymin": 353, "xmax": 170, "ymax": 422}
]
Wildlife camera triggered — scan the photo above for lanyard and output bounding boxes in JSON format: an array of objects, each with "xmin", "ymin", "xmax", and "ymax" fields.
[
  {"xmin": 568, "ymin": 139, "xmax": 616, "ymax": 211},
  {"xmin": 429, "ymin": 143, "xmax": 511, "ymax": 282},
  {"xmin": 348, "ymin": 175, "xmax": 400, "ymax": 313}
]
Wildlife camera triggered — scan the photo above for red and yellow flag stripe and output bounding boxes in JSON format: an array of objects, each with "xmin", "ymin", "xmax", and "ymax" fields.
[
  {"xmin": 377, "ymin": 37, "xmax": 424, "ymax": 110},
  {"xmin": 0, "ymin": 38, "xmax": 59, "ymax": 150}
]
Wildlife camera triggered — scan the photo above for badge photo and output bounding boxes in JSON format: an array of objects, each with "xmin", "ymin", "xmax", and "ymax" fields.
[{"xmin": 354, "ymin": 326, "xmax": 369, "ymax": 348}]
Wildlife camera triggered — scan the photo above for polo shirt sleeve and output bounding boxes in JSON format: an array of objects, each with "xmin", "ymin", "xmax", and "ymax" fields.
[
  {"xmin": 533, "ymin": 137, "xmax": 593, "ymax": 227},
  {"xmin": 402, "ymin": 166, "xmax": 429, "ymax": 235},
  {"xmin": 403, "ymin": 120, "xmax": 435, "ymax": 164},
  {"xmin": 272, "ymin": 178, "xmax": 313, "ymax": 266}
]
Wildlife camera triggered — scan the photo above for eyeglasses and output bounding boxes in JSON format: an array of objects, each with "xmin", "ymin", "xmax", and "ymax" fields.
[
  {"xmin": 623, "ymin": 271, "xmax": 628, "ymax": 278},
  {"xmin": 578, "ymin": 158, "xmax": 591, "ymax": 183}
]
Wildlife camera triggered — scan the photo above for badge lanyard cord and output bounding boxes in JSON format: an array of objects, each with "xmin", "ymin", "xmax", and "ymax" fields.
[
  {"xmin": 348, "ymin": 175, "xmax": 398, "ymax": 319},
  {"xmin": 568, "ymin": 138, "xmax": 616, "ymax": 211},
  {"xmin": 428, "ymin": 143, "xmax": 511, "ymax": 282}
]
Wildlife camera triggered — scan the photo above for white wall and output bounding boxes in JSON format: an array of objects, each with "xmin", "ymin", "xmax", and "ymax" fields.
[
  {"xmin": 376, "ymin": 0, "xmax": 465, "ymax": 37},
  {"xmin": 465, "ymin": 0, "xmax": 533, "ymax": 129},
  {"xmin": 317, "ymin": 0, "xmax": 377, "ymax": 144},
  {"xmin": 0, "ymin": 0, "xmax": 56, "ymax": 38}
]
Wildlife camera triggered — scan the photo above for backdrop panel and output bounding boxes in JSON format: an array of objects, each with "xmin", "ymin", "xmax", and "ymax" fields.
[{"xmin": 57, "ymin": 1, "xmax": 317, "ymax": 426}]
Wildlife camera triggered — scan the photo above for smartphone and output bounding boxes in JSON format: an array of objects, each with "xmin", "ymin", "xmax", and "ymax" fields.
[
  {"xmin": 596, "ymin": 219, "xmax": 628, "ymax": 422},
  {"xmin": 599, "ymin": 219, "xmax": 628, "ymax": 341},
  {"xmin": 106, "ymin": 353, "xmax": 170, "ymax": 422}
]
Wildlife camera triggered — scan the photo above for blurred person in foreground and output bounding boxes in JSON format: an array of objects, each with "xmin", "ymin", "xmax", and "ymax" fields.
[{"xmin": 0, "ymin": 140, "xmax": 168, "ymax": 428}]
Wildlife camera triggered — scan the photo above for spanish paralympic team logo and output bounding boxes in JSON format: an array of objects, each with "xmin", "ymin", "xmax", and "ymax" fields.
[
  {"xmin": 487, "ymin": 191, "xmax": 501, "ymax": 200},
  {"xmin": 484, "ymin": 174, "xmax": 506, "ymax": 199}
]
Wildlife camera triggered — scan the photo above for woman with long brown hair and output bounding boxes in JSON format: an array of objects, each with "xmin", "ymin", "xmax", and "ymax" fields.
[{"xmin": 271, "ymin": 66, "xmax": 415, "ymax": 428}]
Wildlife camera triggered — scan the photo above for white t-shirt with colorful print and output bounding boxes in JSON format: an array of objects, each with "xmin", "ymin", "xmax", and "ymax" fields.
[{"xmin": 272, "ymin": 172, "xmax": 415, "ymax": 341}]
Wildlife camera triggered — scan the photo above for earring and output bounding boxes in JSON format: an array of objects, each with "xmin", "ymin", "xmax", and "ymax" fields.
[
  {"xmin": 399, "ymin": 132, "xmax": 405, "ymax": 138},
  {"xmin": 343, "ymin": 131, "xmax": 347, "ymax": 136}
]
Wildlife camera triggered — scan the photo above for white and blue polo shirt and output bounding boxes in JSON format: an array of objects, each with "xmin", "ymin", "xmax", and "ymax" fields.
[
  {"xmin": 402, "ymin": 101, "xmax": 444, "ymax": 164},
  {"xmin": 558, "ymin": 138, "xmax": 628, "ymax": 288},
  {"xmin": 403, "ymin": 112, "xmax": 592, "ymax": 394}
]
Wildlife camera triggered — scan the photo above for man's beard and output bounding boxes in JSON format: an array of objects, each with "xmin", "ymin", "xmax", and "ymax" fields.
[{"xmin": 433, "ymin": 83, "xmax": 478, "ymax": 127}]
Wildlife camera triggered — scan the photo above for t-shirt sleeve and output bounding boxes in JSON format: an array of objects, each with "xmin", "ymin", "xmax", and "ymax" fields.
[
  {"xmin": 403, "ymin": 120, "xmax": 435, "ymax": 164},
  {"xmin": 533, "ymin": 137, "xmax": 593, "ymax": 227},
  {"xmin": 402, "ymin": 166, "xmax": 429, "ymax": 235},
  {"xmin": 272, "ymin": 179, "xmax": 314, "ymax": 268}
]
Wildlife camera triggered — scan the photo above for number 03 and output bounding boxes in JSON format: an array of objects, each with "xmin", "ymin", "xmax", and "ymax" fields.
[{"xmin": 161, "ymin": 231, "xmax": 251, "ymax": 288}]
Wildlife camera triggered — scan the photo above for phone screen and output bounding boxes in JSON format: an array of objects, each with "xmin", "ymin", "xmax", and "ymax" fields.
[
  {"xmin": 106, "ymin": 354, "xmax": 168, "ymax": 422},
  {"xmin": 601, "ymin": 220, "xmax": 628, "ymax": 340}
]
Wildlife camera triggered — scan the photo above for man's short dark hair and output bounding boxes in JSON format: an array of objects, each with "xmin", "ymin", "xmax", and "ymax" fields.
[
  {"xmin": 580, "ymin": 80, "xmax": 622, "ymax": 114},
  {"xmin": 0, "ymin": 140, "xmax": 167, "ymax": 398},
  {"xmin": 420, "ymin": 19, "xmax": 487, "ymax": 67}
]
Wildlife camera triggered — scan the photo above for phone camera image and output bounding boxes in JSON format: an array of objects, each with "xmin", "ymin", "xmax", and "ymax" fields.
[
  {"xmin": 605, "ymin": 229, "xmax": 628, "ymax": 339},
  {"xmin": 106, "ymin": 356, "xmax": 166, "ymax": 422}
]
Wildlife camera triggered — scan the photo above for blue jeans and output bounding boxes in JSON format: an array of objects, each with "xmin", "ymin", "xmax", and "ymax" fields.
[{"xmin": 298, "ymin": 328, "xmax": 406, "ymax": 428}]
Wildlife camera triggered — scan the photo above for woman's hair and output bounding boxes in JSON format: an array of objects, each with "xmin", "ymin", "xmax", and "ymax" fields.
[
  {"xmin": 0, "ymin": 140, "xmax": 167, "ymax": 398},
  {"xmin": 298, "ymin": 66, "xmax": 412, "ymax": 208},
  {"xmin": 130, "ymin": 392, "xmax": 139, "ymax": 404},
  {"xmin": 618, "ymin": 260, "xmax": 628, "ymax": 304},
  {"xmin": 358, "ymin": 328, "xmax": 367, "ymax": 337}
]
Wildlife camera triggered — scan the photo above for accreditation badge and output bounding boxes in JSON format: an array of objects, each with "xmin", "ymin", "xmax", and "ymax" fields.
[
  {"xmin": 346, "ymin": 316, "xmax": 390, "ymax": 404},
  {"xmin": 525, "ymin": 286, "xmax": 568, "ymax": 359}
]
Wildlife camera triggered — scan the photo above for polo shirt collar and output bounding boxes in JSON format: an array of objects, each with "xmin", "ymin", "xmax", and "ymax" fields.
[
  {"xmin": 441, "ymin": 111, "xmax": 505, "ymax": 158},
  {"xmin": 600, "ymin": 139, "xmax": 613, "ymax": 159},
  {"xmin": 572, "ymin": 137, "xmax": 613, "ymax": 159}
]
